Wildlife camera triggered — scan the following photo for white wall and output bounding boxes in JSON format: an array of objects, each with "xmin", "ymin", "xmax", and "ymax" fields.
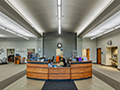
[
  {"xmin": 97, "ymin": 28, "xmax": 120, "ymax": 69},
  {"xmin": 106, "ymin": 48, "xmax": 112, "ymax": 65},
  {"xmin": 0, "ymin": 38, "xmax": 43, "ymax": 59},
  {"xmin": 77, "ymin": 38, "xmax": 97, "ymax": 63}
]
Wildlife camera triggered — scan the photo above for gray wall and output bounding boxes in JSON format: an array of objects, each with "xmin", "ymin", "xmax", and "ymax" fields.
[
  {"xmin": 43, "ymin": 32, "xmax": 76, "ymax": 59},
  {"xmin": 77, "ymin": 38, "xmax": 82, "ymax": 57},
  {"xmin": 97, "ymin": 28, "xmax": 120, "ymax": 69},
  {"xmin": 77, "ymin": 38, "xmax": 97, "ymax": 63},
  {"xmin": 0, "ymin": 38, "xmax": 43, "ymax": 59}
]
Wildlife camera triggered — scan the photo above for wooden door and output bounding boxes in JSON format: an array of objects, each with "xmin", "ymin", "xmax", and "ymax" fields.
[
  {"xmin": 97, "ymin": 48, "xmax": 101, "ymax": 64},
  {"xmin": 86, "ymin": 49, "xmax": 90, "ymax": 60}
]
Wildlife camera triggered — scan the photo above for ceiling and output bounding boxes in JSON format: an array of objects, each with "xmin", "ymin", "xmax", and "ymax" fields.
[
  {"xmin": 0, "ymin": 11, "xmax": 36, "ymax": 38},
  {"xmin": 0, "ymin": 29, "xmax": 17, "ymax": 38},
  {"xmin": 0, "ymin": 0, "xmax": 120, "ymax": 39}
]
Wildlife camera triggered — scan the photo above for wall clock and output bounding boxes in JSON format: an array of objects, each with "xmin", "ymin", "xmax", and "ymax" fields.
[{"xmin": 57, "ymin": 43, "xmax": 63, "ymax": 48}]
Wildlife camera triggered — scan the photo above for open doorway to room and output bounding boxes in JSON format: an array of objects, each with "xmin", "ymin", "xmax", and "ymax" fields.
[
  {"xmin": 97, "ymin": 48, "xmax": 101, "ymax": 64},
  {"xmin": 82, "ymin": 48, "xmax": 90, "ymax": 61},
  {"xmin": 27, "ymin": 49, "xmax": 35, "ymax": 59},
  {"xmin": 7, "ymin": 49, "xmax": 15, "ymax": 62},
  {"xmin": 106, "ymin": 46, "xmax": 118, "ymax": 68}
]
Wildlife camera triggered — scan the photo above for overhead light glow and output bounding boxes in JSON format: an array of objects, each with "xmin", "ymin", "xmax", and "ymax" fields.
[
  {"xmin": 0, "ymin": 26, "xmax": 5, "ymax": 30},
  {"xmin": 84, "ymin": 10, "xmax": 120, "ymax": 40},
  {"xmin": 5, "ymin": 0, "xmax": 43, "ymax": 35},
  {"xmin": 58, "ymin": 0, "xmax": 62, "ymax": 5},
  {"xmin": 58, "ymin": 26, "xmax": 61, "ymax": 34},
  {"xmin": 5, "ymin": 29, "xmax": 17, "ymax": 35},
  {"xmin": 58, "ymin": 6, "xmax": 61, "ymax": 19},
  {"xmin": 0, "ymin": 25, "xmax": 29, "ymax": 40},
  {"xmin": 76, "ymin": 0, "xmax": 114, "ymax": 35},
  {"xmin": 0, "ymin": 34, "xmax": 7, "ymax": 37},
  {"xmin": 91, "ymin": 25, "xmax": 120, "ymax": 40},
  {"xmin": 0, "ymin": 11, "xmax": 36, "ymax": 38}
]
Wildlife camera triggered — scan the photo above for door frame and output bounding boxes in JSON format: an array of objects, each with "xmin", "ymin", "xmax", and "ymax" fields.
[
  {"xmin": 7, "ymin": 48, "xmax": 15, "ymax": 62},
  {"xmin": 97, "ymin": 48, "xmax": 101, "ymax": 64}
]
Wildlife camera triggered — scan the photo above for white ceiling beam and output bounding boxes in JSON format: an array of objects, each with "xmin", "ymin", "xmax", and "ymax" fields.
[
  {"xmin": 78, "ymin": 0, "xmax": 120, "ymax": 38},
  {"xmin": 0, "ymin": 0, "xmax": 42, "ymax": 38}
]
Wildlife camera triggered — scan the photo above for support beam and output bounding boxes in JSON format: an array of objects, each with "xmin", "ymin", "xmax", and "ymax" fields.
[
  {"xmin": 78, "ymin": 0, "xmax": 120, "ymax": 38},
  {"xmin": 0, "ymin": 0, "xmax": 42, "ymax": 38}
]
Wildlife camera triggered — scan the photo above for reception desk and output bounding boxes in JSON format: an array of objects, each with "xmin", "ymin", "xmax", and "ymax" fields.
[{"xmin": 27, "ymin": 61, "xmax": 92, "ymax": 80}]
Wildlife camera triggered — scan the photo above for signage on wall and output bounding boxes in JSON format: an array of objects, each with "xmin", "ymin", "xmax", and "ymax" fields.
[
  {"xmin": 107, "ymin": 40, "xmax": 112, "ymax": 45},
  {"xmin": 0, "ymin": 48, "xmax": 4, "ymax": 55},
  {"xmin": 16, "ymin": 49, "xmax": 25, "ymax": 52},
  {"xmin": 0, "ymin": 48, "xmax": 4, "ymax": 52}
]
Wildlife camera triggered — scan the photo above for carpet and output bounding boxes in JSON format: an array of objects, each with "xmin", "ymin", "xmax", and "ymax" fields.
[{"xmin": 42, "ymin": 81, "xmax": 78, "ymax": 90}]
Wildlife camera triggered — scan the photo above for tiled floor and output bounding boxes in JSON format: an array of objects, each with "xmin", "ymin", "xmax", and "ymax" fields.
[
  {"xmin": 93, "ymin": 64, "xmax": 120, "ymax": 82},
  {"xmin": 0, "ymin": 62, "xmax": 26, "ymax": 82},
  {"xmin": 4, "ymin": 75, "xmax": 114, "ymax": 90}
]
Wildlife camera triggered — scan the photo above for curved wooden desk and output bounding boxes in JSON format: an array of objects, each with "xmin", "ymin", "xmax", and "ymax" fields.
[{"xmin": 27, "ymin": 61, "xmax": 92, "ymax": 80}]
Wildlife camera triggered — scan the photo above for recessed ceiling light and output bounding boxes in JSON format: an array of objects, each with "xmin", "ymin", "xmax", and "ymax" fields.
[
  {"xmin": 57, "ymin": 0, "xmax": 62, "ymax": 34},
  {"xmin": 58, "ymin": 19, "xmax": 61, "ymax": 26}
]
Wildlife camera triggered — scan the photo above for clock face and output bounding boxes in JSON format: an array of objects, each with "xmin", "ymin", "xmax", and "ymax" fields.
[
  {"xmin": 38, "ymin": 48, "xmax": 41, "ymax": 52},
  {"xmin": 57, "ymin": 43, "xmax": 63, "ymax": 48}
]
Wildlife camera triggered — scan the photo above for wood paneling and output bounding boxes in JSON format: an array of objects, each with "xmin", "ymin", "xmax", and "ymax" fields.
[
  {"xmin": 27, "ymin": 72, "xmax": 48, "ymax": 79},
  {"xmin": 71, "ymin": 67, "xmax": 92, "ymax": 74},
  {"xmin": 49, "ymin": 68, "xmax": 70, "ymax": 74},
  {"xmin": 49, "ymin": 74, "xmax": 70, "ymax": 79},
  {"xmin": 26, "ymin": 61, "xmax": 92, "ymax": 80},
  {"xmin": 27, "ymin": 67, "xmax": 48, "ymax": 73},
  {"xmin": 71, "ymin": 63, "xmax": 92, "ymax": 67},
  {"xmin": 71, "ymin": 72, "xmax": 92, "ymax": 79},
  {"xmin": 27, "ymin": 63, "xmax": 48, "ymax": 68},
  {"xmin": 49, "ymin": 68, "xmax": 70, "ymax": 79}
]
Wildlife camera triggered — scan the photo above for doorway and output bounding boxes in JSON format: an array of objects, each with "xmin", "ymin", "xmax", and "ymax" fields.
[
  {"xmin": 97, "ymin": 48, "xmax": 101, "ymax": 64},
  {"xmin": 27, "ymin": 49, "xmax": 35, "ymax": 59},
  {"xmin": 7, "ymin": 49, "xmax": 15, "ymax": 62},
  {"xmin": 86, "ymin": 49, "xmax": 90, "ymax": 60},
  {"xmin": 106, "ymin": 46, "xmax": 118, "ymax": 68}
]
